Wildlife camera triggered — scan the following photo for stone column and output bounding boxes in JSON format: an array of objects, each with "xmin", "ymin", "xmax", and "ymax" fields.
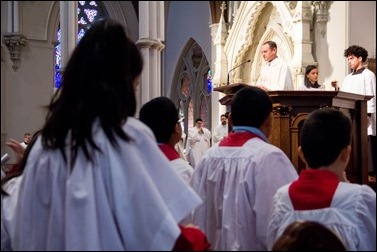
[
  {"xmin": 3, "ymin": 1, "xmax": 26, "ymax": 71},
  {"xmin": 59, "ymin": 1, "xmax": 77, "ymax": 69},
  {"xmin": 136, "ymin": 1, "xmax": 165, "ymax": 114},
  {"xmin": 291, "ymin": 1, "xmax": 316, "ymax": 88}
]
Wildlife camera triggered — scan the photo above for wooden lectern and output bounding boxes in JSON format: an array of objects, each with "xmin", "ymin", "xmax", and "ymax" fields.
[{"xmin": 214, "ymin": 83, "xmax": 372, "ymax": 185}]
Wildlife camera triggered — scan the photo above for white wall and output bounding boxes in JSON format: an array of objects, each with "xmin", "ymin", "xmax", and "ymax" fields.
[{"xmin": 164, "ymin": 1, "xmax": 212, "ymax": 97}]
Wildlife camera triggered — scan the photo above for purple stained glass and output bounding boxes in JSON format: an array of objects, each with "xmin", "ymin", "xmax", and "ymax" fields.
[{"xmin": 54, "ymin": 1, "xmax": 106, "ymax": 89}]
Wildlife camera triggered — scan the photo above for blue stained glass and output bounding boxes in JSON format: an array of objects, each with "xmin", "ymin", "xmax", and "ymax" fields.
[
  {"xmin": 206, "ymin": 69, "xmax": 212, "ymax": 93},
  {"xmin": 84, "ymin": 9, "xmax": 98, "ymax": 22},
  {"xmin": 78, "ymin": 17, "xmax": 87, "ymax": 25},
  {"xmin": 55, "ymin": 65, "xmax": 62, "ymax": 88},
  {"xmin": 54, "ymin": 1, "xmax": 106, "ymax": 89},
  {"xmin": 78, "ymin": 28, "xmax": 85, "ymax": 41}
]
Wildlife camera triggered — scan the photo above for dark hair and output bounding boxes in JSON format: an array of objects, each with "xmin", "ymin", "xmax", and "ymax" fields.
[
  {"xmin": 41, "ymin": 19, "xmax": 143, "ymax": 165},
  {"xmin": 272, "ymin": 221, "xmax": 347, "ymax": 251},
  {"xmin": 195, "ymin": 118, "xmax": 203, "ymax": 123},
  {"xmin": 300, "ymin": 108, "xmax": 352, "ymax": 168},
  {"xmin": 344, "ymin": 45, "xmax": 368, "ymax": 62},
  {"xmin": 139, "ymin": 97, "xmax": 179, "ymax": 143},
  {"xmin": 263, "ymin": 41, "xmax": 277, "ymax": 50},
  {"xmin": 231, "ymin": 86, "xmax": 272, "ymax": 128},
  {"xmin": 304, "ymin": 65, "xmax": 320, "ymax": 88}
]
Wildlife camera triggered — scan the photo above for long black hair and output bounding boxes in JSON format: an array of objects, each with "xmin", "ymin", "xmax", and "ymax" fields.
[
  {"xmin": 304, "ymin": 65, "xmax": 320, "ymax": 88},
  {"xmin": 42, "ymin": 19, "xmax": 143, "ymax": 165}
]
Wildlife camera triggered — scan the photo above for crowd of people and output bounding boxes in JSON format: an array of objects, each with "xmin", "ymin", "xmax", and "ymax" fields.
[{"xmin": 1, "ymin": 18, "xmax": 376, "ymax": 251}]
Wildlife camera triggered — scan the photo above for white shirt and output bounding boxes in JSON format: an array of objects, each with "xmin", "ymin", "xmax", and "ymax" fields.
[
  {"xmin": 256, "ymin": 57, "xmax": 294, "ymax": 90},
  {"xmin": 297, "ymin": 83, "xmax": 324, "ymax": 90},
  {"xmin": 341, "ymin": 68, "xmax": 376, "ymax": 135},
  {"xmin": 2, "ymin": 118, "xmax": 202, "ymax": 251},
  {"xmin": 191, "ymin": 132, "xmax": 298, "ymax": 251}
]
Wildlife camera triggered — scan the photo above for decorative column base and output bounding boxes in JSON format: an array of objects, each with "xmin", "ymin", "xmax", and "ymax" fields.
[{"xmin": 2, "ymin": 32, "xmax": 27, "ymax": 71}]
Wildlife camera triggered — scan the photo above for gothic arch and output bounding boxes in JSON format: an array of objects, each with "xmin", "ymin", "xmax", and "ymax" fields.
[
  {"xmin": 250, "ymin": 23, "xmax": 294, "ymax": 84},
  {"xmin": 170, "ymin": 38, "xmax": 212, "ymax": 134},
  {"xmin": 224, "ymin": 1, "xmax": 294, "ymax": 84}
]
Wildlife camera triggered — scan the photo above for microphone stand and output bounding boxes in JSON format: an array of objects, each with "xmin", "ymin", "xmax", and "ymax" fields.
[{"xmin": 227, "ymin": 59, "xmax": 251, "ymax": 85}]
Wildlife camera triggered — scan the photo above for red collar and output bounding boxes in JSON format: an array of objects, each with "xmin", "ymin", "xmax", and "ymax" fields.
[
  {"xmin": 289, "ymin": 170, "xmax": 339, "ymax": 210},
  {"xmin": 159, "ymin": 144, "xmax": 180, "ymax": 161},
  {"xmin": 219, "ymin": 131, "xmax": 263, "ymax": 147}
]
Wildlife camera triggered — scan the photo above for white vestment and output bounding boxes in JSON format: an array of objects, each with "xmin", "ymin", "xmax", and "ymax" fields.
[
  {"xmin": 2, "ymin": 118, "xmax": 202, "ymax": 251},
  {"xmin": 190, "ymin": 132, "xmax": 298, "ymax": 251},
  {"xmin": 212, "ymin": 123, "xmax": 228, "ymax": 145},
  {"xmin": 341, "ymin": 68, "xmax": 376, "ymax": 135},
  {"xmin": 267, "ymin": 170, "xmax": 376, "ymax": 251},
  {"xmin": 297, "ymin": 83, "xmax": 323, "ymax": 90},
  {"xmin": 186, "ymin": 126, "xmax": 211, "ymax": 168},
  {"xmin": 256, "ymin": 57, "xmax": 294, "ymax": 90}
]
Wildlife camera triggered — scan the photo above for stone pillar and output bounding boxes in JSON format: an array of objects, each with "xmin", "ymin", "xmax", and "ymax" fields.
[
  {"xmin": 136, "ymin": 1, "xmax": 165, "ymax": 114},
  {"xmin": 291, "ymin": 1, "xmax": 316, "ymax": 88},
  {"xmin": 3, "ymin": 1, "xmax": 26, "ymax": 71},
  {"xmin": 59, "ymin": 1, "xmax": 77, "ymax": 70}
]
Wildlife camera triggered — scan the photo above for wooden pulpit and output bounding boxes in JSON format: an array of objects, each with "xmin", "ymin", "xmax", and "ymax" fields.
[{"xmin": 214, "ymin": 84, "xmax": 372, "ymax": 185}]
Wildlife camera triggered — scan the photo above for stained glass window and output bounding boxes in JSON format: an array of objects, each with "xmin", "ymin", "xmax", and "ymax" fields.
[
  {"xmin": 54, "ymin": 1, "xmax": 107, "ymax": 88},
  {"xmin": 173, "ymin": 41, "xmax": 211, "ymax": 135}
]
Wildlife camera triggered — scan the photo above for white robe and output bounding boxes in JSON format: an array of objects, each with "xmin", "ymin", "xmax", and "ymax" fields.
[
  {"xmin": 2, "ymin": 118, "xmax": 202, "ymax": 251},
  {"xmin": 190, "ymin": 133, "xmax": 298, "ymax": 251},
  {"xmin": 267, "ymin": 172, "xmax": 376, "ymax": 251},
  {"xmin": 186, "ymin": 126, "xmax": 211, "ymax": 168},
  {"xmin": 341, "ymin": 68, "xmax": 376, "ymax": 136},
  {"xmin": 212, "ymin": 123, "xmax": 228, "ymax": 145},
  {"xmin": 256, "ymin": 57, "xmax": 294, "ymax": 90}
]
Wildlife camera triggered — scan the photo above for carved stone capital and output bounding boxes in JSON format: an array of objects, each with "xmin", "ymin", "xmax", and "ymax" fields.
[
  {"xmin": 136, "ymin": 38, "xmax": 165, "ymax": 51},
  {"xmin": 2, "ymin": 32, "xmax": 27, "ymax": 71},
  {"xmin": 311, "ymin": 1, "xmax": 331, "ymax": 37}
]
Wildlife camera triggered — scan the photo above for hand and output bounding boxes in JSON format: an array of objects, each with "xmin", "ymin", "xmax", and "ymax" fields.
[
  {"xmin": 6, "ymin": 139, "xmax": 25, "ymax": 163},
  {"xmin": 331, "ymin": 80, "xmax": 339, "ymax": 90}
]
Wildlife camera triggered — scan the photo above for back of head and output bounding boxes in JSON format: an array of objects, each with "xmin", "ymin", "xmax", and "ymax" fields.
[
  {"xmin": 42, "ymin": 18, "xmax": 144, "ymax": 164},
  {"xmin": 231, "ymin": 86, "xmax": 272, "ymax": 127},
  {"xmin": 300, "ymin": 108, "xmax": 352, "ymax": 168},
  {"xmin": 139, "ymin": 97, "xmax": 179, "ymax": 143},
  {"xmin": 272, "ymin": 221, "xmax": 347, "ymax": 251}
]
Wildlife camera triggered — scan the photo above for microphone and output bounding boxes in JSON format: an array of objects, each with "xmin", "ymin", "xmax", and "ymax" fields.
[
  {"xmin": 227, "ymin": 59, "xmax": 251, "ymax": 85},
  {"xmin": 1, "ymin": 153, "xmax": 10, "ymax": 165}
]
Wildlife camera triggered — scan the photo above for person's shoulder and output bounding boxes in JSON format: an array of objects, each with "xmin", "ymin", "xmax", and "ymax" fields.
[
  {"xmin": 338, "ymin": 182, "xmax": 376, "ymax": 198},
  {"xmin": 126, "ymin": 117, "xmax": 155, "ymax": 140},
  {"xmin": 364, "ymin": 68, "xmax": 376, "ymax": 77}
]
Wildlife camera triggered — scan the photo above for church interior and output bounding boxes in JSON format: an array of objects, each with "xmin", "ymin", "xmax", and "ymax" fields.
[{"xmin": 1, "ymin": 1, "xmax": 376, "ymax": 188}]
